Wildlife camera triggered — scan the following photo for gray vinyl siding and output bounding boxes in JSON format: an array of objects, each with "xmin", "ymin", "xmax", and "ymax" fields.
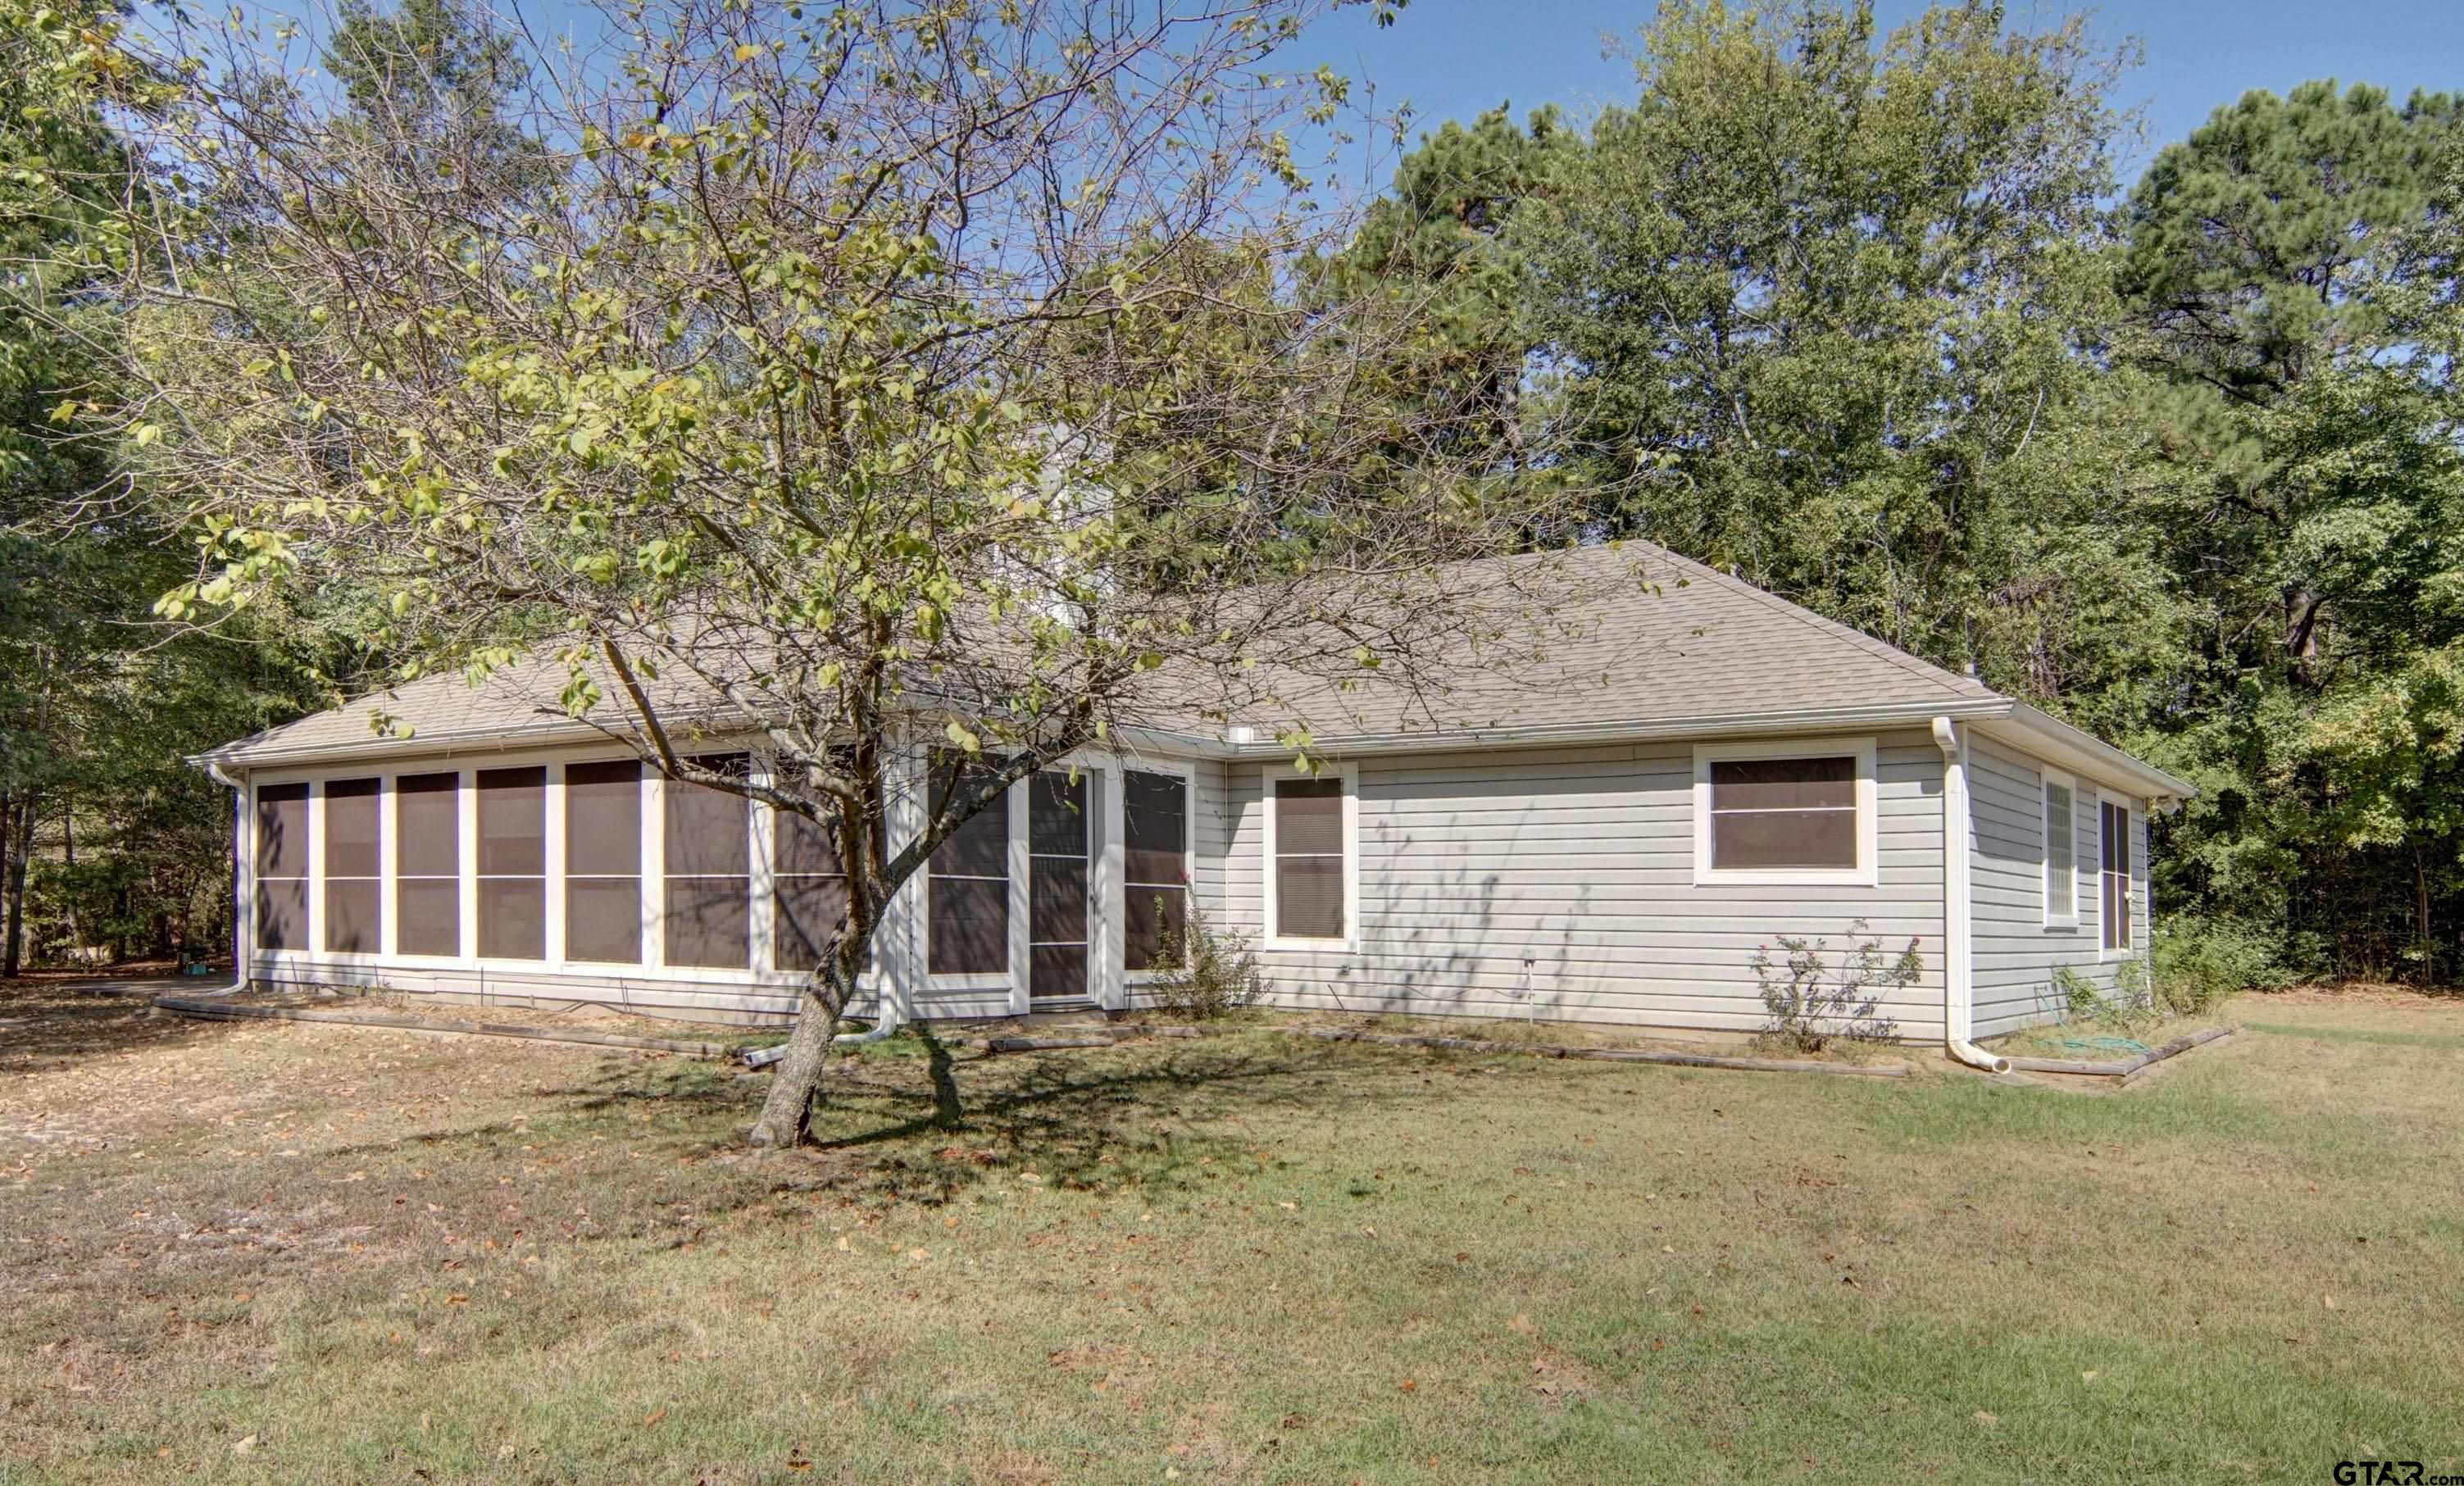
[
  {"xmin": 1967, "ymin": 735, "xmax": 2150, "ymax": 1038},
  {"xmin": 1201, "ymin": 731, "xmax": 1952, "ymax": 1038}
]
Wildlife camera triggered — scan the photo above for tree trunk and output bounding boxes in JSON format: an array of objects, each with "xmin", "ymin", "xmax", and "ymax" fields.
[
  {"xmin": 2416, "ymin": 843, "xmax": 2434, "ymax": 981},
  {"xmin": 0, "ymin": 798, "xmax": 11, "ymax": 974},
  {"xmin": 3, "ymin": 791, "xmax": 34, "ymax": 978},
  {"xmin": 747, "ymin": 975, "xmax": 849, "ymax": 1149},
  {"xmin": 61, "ymin": 804, "xmax": 80, "ymax": 955}
]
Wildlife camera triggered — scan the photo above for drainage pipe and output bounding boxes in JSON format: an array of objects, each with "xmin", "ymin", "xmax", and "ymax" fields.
[
  {"xmin": 741, "ymin": 992, "xmax": 905, "ymax": 1068},
  {"xmin": 1932, "ymin": 717, "xmax": 2012, "ymax": 1075}
]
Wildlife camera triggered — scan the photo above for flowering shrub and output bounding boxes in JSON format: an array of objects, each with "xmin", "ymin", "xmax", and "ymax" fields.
[{"xmin": 1748, "ymin": 920, "xmax": 1916, "ymax": 1051}]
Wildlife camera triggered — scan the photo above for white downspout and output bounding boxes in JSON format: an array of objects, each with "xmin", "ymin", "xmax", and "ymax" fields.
[
  {"xmin": 745, "ymin": 741, "xmax": 919, "ymax": 1069},
  {"xmin": 1932, "ymin": 717, "xmax": 2010, "ymax": 1075}
]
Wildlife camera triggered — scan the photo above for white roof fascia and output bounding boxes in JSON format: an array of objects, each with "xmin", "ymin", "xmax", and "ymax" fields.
[{"xmin": 1975, "ymin": 704, "xmax": 2196, "ymax": 803}]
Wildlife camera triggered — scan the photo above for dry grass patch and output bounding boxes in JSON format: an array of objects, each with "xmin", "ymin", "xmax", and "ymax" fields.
[{"xmin": 4, "ymin": 983, "xmax": 2462, "ymax": 1484}]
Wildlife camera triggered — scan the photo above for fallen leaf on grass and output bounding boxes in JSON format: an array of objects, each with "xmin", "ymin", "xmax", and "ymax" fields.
[
  {"xmin": 641, "ymin": 1408, "xmax": 666, "ymax": 1427},
  {"xmin": 1397, "ymin": 1379, "xmax": 1417, "ymax": 1393}
]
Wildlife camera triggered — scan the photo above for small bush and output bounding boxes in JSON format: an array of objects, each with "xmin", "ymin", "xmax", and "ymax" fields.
[
  {"xmin": 1146, "ymin": 900, "xmax": 1267, "ymax": 1021},
  {"xmin": 2053, "ymin": 964, "xmax": 2162, "ymax": 1036},
  {"xmin": 1748, "ymin": 920, "xmax": 1916, "ymax": 1052},
  {"xmin": 2154, "ymin": 917, "xmax": 2287, "ymax": 1014}
]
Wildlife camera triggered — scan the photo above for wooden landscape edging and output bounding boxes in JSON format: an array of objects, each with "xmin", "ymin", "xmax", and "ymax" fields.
[
  {"xmin": 1282, "ymin": 1025, "xmax": 1911, "ymax": 1077},
  {"xmin": 2000, "ymin": 1025, "xmax": 2232, "ymax": 1081},
  {"xmin": 978, "ymin": 1021, "xmax": 1908, "ymax": 1075},
  {"xmin": 149, "ymin": 995, "xmax": 738, "ymax": 1058}
]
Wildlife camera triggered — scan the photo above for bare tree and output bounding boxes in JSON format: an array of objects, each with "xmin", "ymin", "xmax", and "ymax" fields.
[{"xmin": 52, "ymin": 0, "xmax": 1616, "ymax": 1144}]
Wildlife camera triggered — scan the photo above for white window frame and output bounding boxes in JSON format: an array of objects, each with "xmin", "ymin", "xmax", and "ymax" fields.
[
  {"xmin": 2097, "ymin": 789, "xmax": 2138, "ymax": 961},
  {"xmin": 918, "ymin": 769, "xmax": 1023, "ymax": 998},
  {"xmin": 1691, "ymin": 737, "xmax": 1879, "ymax": 888},
  {"xmin": 2041, "ymin": 766, "xmax": 2080, "ymax": 930},
  {"xmin": 1261, "ymin": 761, "xmax": 1359, "ymax": 952},
  {"xmin": 241, "ymin": 737, "xmax": 811, "ymax": 991}
]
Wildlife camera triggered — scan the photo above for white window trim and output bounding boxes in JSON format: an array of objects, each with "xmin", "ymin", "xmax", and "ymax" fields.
[
  {"xmin": 1691, "ymin": 737, "xmax": 1879, "ymax": 888},
  {"xmin": 2041, "ymin": 766, "xmax": 2081, "ymax": 930},
  {"xmin": 1120, "ymin": 758, "xmax": 1197, "ymax": 989},
  {"xmin": 2097, "ymin": 789, "xmax": 2139, "ymax": 961},
  {"xmin": 921, "ymin": 770, "xmax": 1023, "ymax": 999},
  {"xmin": 242, "ymin": 738, "xmax": 821, "ymax": 990},
  {"xmin": 1261, "ymin": 761, "xmax": 1359, "ymax": 952}
]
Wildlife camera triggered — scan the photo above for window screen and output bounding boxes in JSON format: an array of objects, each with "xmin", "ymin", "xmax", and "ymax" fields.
[
  {"xmin": 476, "ymin": 766, "xmax": 547, "ymax": 960},
  {"xmin": 2102, "ymin": 800, "xmax": 2133, "ymax": 952},
  {"xmin": 1274, "ymin": 777, "xmax": 1345, "ymax": 940},
  {"xmin": 323, "ymin": 778, "xmax": 381, "ymax": 952},
  {"xmin": 1707, "ymin": 757, "xmax": 1856, "ymax": 870},
  {"xmin": 254, "ymin": 782, "xmax": 309, "ymax": 950},
  {"xmin": 2043, "ymin": 779, "xmax": 2076, "ymax": 920},
  {"xmin": 396, "ymin": 772, "xmax": 460, "ymax": 956},
  {"xmin": 1124, "ymin": 770, "xmax": 1188, "ymax": 970},
  {"xmin": 927, "ymin": 759, "xmax": 1009, "ymax": 975},
  {"xmin": 1028, "ymin": 772, "xmax": 1089, "ymax": 999},
  {"xmin": 774, "ymin": 807, "xmax": 849, "ymax": 974},
  {"xmin": 664, "ymin": 754, "xmax": 750, "ymax": 969},
  {"xmin": 565, "ymin": 760, "xmax": 641, "ymax": 964}
]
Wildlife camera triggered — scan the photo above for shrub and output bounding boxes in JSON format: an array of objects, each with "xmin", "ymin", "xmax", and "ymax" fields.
[
  {"xmin": 1146, "ymin": 900, "xmax": 1267, "ymax": 1021},
  {"xmin": 1748, "ymin": 920, "xmax": 1916, "ymax": 1052},
  {"xmin": 2053, "ymin": 964, "xmax": 2162, "ymax": 1036},
  {"xmin": 2153, "ymin": 916, "xmax": 2287, "ymax": 1014}
]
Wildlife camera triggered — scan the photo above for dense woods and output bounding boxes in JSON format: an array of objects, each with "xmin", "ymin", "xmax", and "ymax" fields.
[{"xmin": 6, "ymin": 0, "xmax": 2464, "ymax": 993}]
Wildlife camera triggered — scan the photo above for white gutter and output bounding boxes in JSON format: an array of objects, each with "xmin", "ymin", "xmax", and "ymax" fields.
[
  {"xmin": 1977, "ymin": 704, "xmax": 2196, "ymax": 804},
  {"xmin": 202, "ymin": 694, "xmax": 2023, "ymax": 774},
  {"xmin": 1143, "ymin": 698, "xmax": 2012, "ymax": 761},
  {"xmin": 1933, "ymin": 717, "xmax": 2010, "ymax": 1075}
]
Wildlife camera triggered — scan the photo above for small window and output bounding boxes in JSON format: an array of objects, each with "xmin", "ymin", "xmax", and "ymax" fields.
[
  {"xmin": 664, "ymin": 755, "xmax": 750, "ymax": 969},
  {"xmin": 1692, "ymin": 742, "xmax": 1874, "ymax": 884},
  {"xmin": 1272, "ymin": 775, "xmax": 1348, "ymax": 942},
  {"xmin": 254, "ymin": 783, "xmax": 309, "ymax": 950},
  {"xmin": 2043, "ymin": 775, "xmax": 2077, "ymax": 925},
  {"xmin": 927, "ymin": 758, "xmax": 1010, "ymax": 975},
  {"xmin": 565, "ymin": 761, "xmax": 642, "ymax": 965},
  {"xmin": 1706, "ymin": 757, "xmax": 1857, "ymax": 870},
  {"xmin": 476, "ymin": 766, "xmax": 547, "ymax": 960},
  {"xmin": 1124, "ymin": 770, "xmax": 1189, "ymax": 972},
  {"xmin": 396, "ymin": 772, "xmax": 460, "ymax": 956},
  {"xmin": 2101, "ymin": 799, "xmax": 2134, "ymax": 952},
  {"xmin": 323, "ymin": 778, "xmax": 382, "ymax": 952}
]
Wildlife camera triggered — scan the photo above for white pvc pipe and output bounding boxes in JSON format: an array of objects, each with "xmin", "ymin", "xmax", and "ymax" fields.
[
  {"xmin": 1933, "ymin": 717, "xmax": 2011, "ymax": 1075},
  {"xmin": 741, "ymin": 996, "xmax": 904, "ymax": 1068}
]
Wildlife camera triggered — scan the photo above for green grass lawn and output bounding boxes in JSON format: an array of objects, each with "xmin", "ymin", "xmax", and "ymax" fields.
[{"xmin": 4, "ymin": 981, "xmax": 2460, "ymax": 1484}]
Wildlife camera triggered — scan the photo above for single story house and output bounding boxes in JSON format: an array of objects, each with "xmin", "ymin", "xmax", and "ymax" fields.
[{"xmin": 193, "ymin": 542, "xmax": 2193, "ymax": 1064}]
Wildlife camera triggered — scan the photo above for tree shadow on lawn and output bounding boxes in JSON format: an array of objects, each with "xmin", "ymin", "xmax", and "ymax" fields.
[
  {"xmin": 0, "ymin": 976, "xmax": 240, "ymax": 1069},
  {"xmin": 530, "ymin": 1033, "xmax": 1462, "ymax": 1214}
]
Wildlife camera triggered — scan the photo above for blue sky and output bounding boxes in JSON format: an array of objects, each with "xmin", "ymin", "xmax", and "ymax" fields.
[{"xmin": 1293, "ymin": 0, "xmax": 2464, "ymax": 193}]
